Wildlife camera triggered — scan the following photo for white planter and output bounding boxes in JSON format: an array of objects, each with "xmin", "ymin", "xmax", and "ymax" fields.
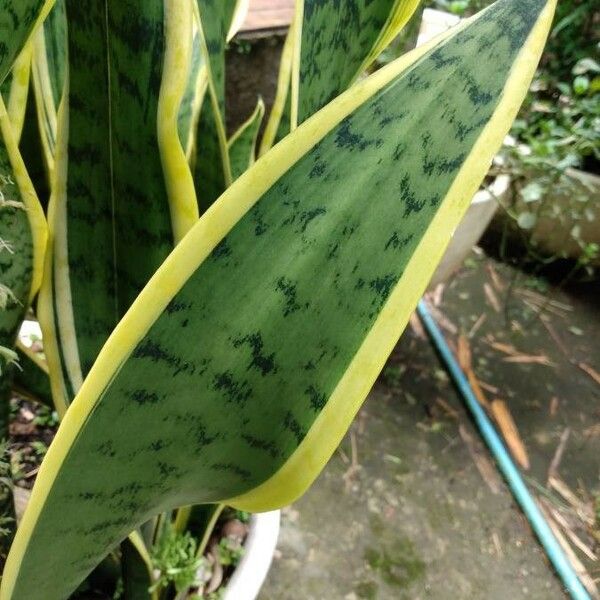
[
  {"xmin": 417, "ymin": 8, "xmax": 460, "ymax": 46},
  {"xmin": 223, "ymin": 510, "xmax": 281, "ymax": 600}
]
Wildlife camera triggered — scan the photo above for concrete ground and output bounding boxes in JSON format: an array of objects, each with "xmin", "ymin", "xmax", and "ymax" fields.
[{"xmin": 259, "ymin": 251, "xmax": 600, "ymax": 599}]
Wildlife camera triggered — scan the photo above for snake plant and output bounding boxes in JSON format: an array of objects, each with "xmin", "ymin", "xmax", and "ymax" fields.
[{"xmin": 0, "ymin": 0, "xmax": 555, "ymax": 597}]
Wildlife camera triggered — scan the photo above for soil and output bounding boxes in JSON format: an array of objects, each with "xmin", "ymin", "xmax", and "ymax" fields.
[{"xmin": 225, "ymin": 35, "xmax": 284, "ymax": 137}]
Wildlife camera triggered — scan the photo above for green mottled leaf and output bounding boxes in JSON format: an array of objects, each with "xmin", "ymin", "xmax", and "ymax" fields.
[
  {"xmin": 192, "ymin": 0, "xmax": 237, "ymax": 212},
  {"xmin": 0, "ymin": 0, "xmax": 51, "ymax": 85},
  {"xmin": 44, "ymin": 0, "xmax": 178, "ymax": 401},
  {"xmin": 40, "ymin": 0, "xmax": 66, "ymax": 109},
  {"xmin": 297, "ymin": 0, "xmax": 421, "ymax": 124},
  {"xmin": 3, "ymin": 1, "xmax": 555, "ymax": 597},
  {"xmin": 13, "ymin": 343, "xmax": 53, "ymax": 407},
  {"xmin": 265, "ymin": 0, "xmax": 420, "ymax": 147},
  {"xmin": 121, "ymin": 537, "xmax": 153, "ymax": 600},
  {"xmin": 228, "ymin": 98, "xmax": 265, "ymax": 181}
]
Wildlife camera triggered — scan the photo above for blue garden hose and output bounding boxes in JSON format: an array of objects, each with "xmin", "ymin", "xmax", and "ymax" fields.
[{"xmin": 416, "ymin": 299, "xmax": 591, "ymax": 600}]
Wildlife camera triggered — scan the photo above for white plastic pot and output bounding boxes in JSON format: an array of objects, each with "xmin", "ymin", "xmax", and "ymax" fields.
[{"xmin": 223, "ymin": 510, "xmax": 281, "ymax": 600}]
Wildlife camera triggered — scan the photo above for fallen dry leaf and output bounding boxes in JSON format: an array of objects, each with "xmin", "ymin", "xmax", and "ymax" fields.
[
  {"xmin": 431, "ymin": 283, "xmax": 445, "ymax": 307},
  {"xmin": 458, "ymin": 424, "xmax": 501, "ymax": 494},
  {"xmin": 538, "ymin": 500, "xmax": 599, "ymax": 599},
  {"xmin": 484, "ymin": 283, "xmax": 501, "ymax": 312},
  {"xmin": 486, "ymin": 263, "xmax": 505, "ymax": 292},
  {"xmin": 478, "ymin": 380, "xmax": 499, "ymax": 394},
  {"xmin": 466, "ymin": 369, "xmax": 492, "ymax": 412},
  {"xmin": 547, "ymin": 427, "xmax": 570, "ymax": 483},
  {"xmin": 457, "ymin": 334, "xmax": 471, "ymax": 370},
  {"xmin": 503, "ymin": 354, "xmax": 555, "ymax": 366},
  {"xmin": 489, "ymin": 341, "xmax": 519, "ymax": 356},
  {"xmin": 435, "ymin": 397, "xmax": 459, "ymax": 419},
  {"xmin": 583, "ymin": 424, "xmax": 600, "ymax": 439},
  {"xmin": 409, "ymin": 312, "xmax": 426, "ymax": 340},
  {"xmin": 491, "ymin": 399, "xmax": 530, "ymax": 470},
  {"xmin": 13, "ymin": 486, "xmax": 31, "ymax": 525},
  {"xmin": 468, "ymin": 313, "xmax": 487, "ymax": 338},
  {"xmin": 578, "ymin": 362, "xmax": 600, "ymax": 386},
  {"xmin": 427, "ymin": 305, "xmax": 457, "ymax": 335}
]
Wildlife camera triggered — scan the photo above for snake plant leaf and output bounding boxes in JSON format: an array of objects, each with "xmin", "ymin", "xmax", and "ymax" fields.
[
  {"xmin": 2, "ymin": 1, "xmax": 556, "ymax": 597},
  {"xmin": 38, "ymin": 0, "xmax": 198, "ymax": 411},
  {"xmin": 30, "ymin": 0, "xmax": 66, "ymax": 172},
  {"xmin": 0, "ymin": 0, "xmax": 54, "ymax": 85},
  {"xmin": 0, "ymin": 97, "xmax": 47, "ymax": 429},
  {"xmin": 120, "ymin": 534, "xmax": 154, "ymax": 600},
  {"xmin": 193, "ymin": 95, "xmax": 231, "ymax": 213},
  {"xmin": 258, "ymin": 17, "xmax": 296, "ymax": 156},
  {"xmin": 178, "ymin": 30, "xmax": 207, "ymax": 162},
  {"xmin": 0, "ymin": 45, "xmax": 33, "ymax": 143},
  {"xmin": 262, "ymin": 0, "xmax": 421, "ymax": 150},
  {"xmin": 228, "ymin": 98, "xmax": 265, "ymax": 181},
  {"xmin": 190, "ymin": 0, "xmax": 248, "ymax": 210},
  {"xmin": 192, "ymin": 0, "xmax": 237, "ymax": 212},
  {"xmin": 13, "ymin": 342, "xmax": 53, "ymax": 407},
  {"xmin": 38, "ymin": 0, "xmax": 66, "ymax": 109}
]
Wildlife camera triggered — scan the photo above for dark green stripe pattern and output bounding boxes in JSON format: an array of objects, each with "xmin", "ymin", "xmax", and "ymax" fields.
[
  {"xmin": 9, "ymin": 1, "xmax": 548, "ymax": 598},
  {"xmin": 0, "ymin": 0, "xmax": 47, "ymax": 84},
  {"xmin": 275, "ymin": 0, "xmax": 417, "ymax": 143},
  {"xmin": 299, "ymin": 0, "xmax": 400, "ymax": 122},
  {"xmin": 42, "ymin": 0, "xmax": 67, "ymax": 109},
  {"xmin": 60, "ymin": 0, "xmax": 174, "ymax": 385}
]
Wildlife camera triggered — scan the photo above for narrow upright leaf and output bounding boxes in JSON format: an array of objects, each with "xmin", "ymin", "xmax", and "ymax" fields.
[
  {"xmin": 2, "ymin": 1, "xmax": 556, "ymax": 598},
  {"xmin": 0, "ymin": 96, "xmax": 47, "ymax": 428},
  {"xmin": 30, "ymin": 0, "xmax": 67, "ymax": 172},
  {"xmin": 192, "ymin": 0, "xmax": 237, "ymax": 212},
  {"xmin": 228, "ymin": 98, "xmax": 265, "ymax": 181},
  {"xmin": 263, "ymin": 0, "xmax": 421, "ymax": 149},
  {"xmin": 0, "ymin": 45, "xmax": 33, "ymax": 143},
  {"xmin": 177, "ymin": 30, "xmax": 207, "ymax": 162},
  {"xmin": 13, "ymin": 342, "xmax": 53, "ymax": 407},
  {"xmin": 38, "ymin": 0, "xmax": 197, "ymax": 411}
]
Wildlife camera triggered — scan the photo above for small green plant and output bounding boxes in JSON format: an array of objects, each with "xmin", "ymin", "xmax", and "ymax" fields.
[
  {"xmin": 495, "ymin": 45, "xmax": 599, "ymax": 279},
  {"xmin": 32, "ymin": 405, "xmax": 58, "ymax": 428},
  {"xmin": 151, "ymin": 528, "xmax": 203, "ymax": 596},
  {"xmin": 215, "ymin": 537, "xmax": 244, "ymax": 568},
  {"xmin": 29, "ymin": 441, "xmax": 47, "ymax": 457},
  {"xmin": 233, "ymin": 510, "xmax": 250, "ymax": 524}
]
